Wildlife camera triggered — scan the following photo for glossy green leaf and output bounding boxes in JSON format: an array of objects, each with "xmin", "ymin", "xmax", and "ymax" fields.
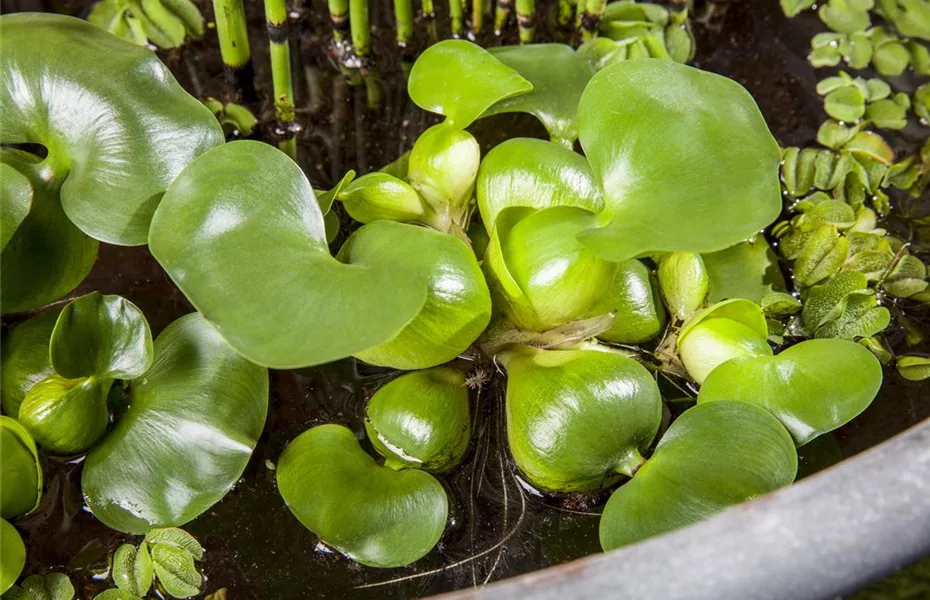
[
  {"xmin": 82, "ymin": 313, "xmax": 268, "ymax": 534},
  {"xmin": 657, "ymin": 252, "xmax": 708, "ymax": 321},
  {"xmin": 587, "ymin": 259, "xmax": 667, "ymax": 344},
  {"xmin": 781, "ymin": 0, "xmax": 816, "ymax": 16},
  {"xmin": 365, "ymin": 367, "xmax": 470, "ymax": 472},
  {"xmin": 703, "ymin": 237, "xmax": 786, "ymax": 304},
  {"xmin": 483, "ymin": 45, "xmax": 595, "ymax": 145},
  {"xmin": 0, "ymin": 163, "xmax": 32, "ymax": 252},
  {"xmin": 475, "ymin": 138, "xmax": 604, "ymax": 235},
  {"xmin": 277, "ymin": 424, "xmax": 448, "ymax": 568},
  {"xmin": 0, "ymin": 13, "xmax": 223, "ymax": 245},
  {"xmin": 0, "ymin": 519, "xmax": 25, "ymax": 594},
  {"xmin": 315, "ymin": 170, "xmax": 356, "ymax": 215},
  {"xmin": 112, "ymin": 543, "xmax": 153, "ymax": 597},
  {"xmin": 150, "ymin": 543, "xmax": 201, "ymax": 598},
  {"xmin": 699, "ymin": 339, "xmax": 882, "ymax": 445},
  {"xmin": 600, "ymin": 401, "xmax": 797, "ymax": 550},
  {"xmin": 50, "ymin": 292, "xmax": 153, "ymax": 381},
  {"xmin": 336, "ymin": 172, "xmax": 427, "ymax": 225},
  {"xmin": 484, "ymin": 207, "xmax": 617, "ymax": 331},
  {"xmin": 794, "ymin": 224, "xmax": 850, "ymax": 286},
  {"xmin": 408, "ymin": 40, "xmax": 532, "ymax": 129},
  {"xmin": 1, "ymin": 308, "xmax": 60, "ymax": 417},
  {"xmin": 19, "ymin": 375, "xmax": 109, "ymax": 455},
  {"xmin": 149, "ymin": 141, "xmax": 428, "ymax": 369},
  {"xmin": 0, "ymin": 417, "xmax": 42, "ymax": 519},
  {"xmin": 897, "ymin": 355, "xmax": 930, "ymax": 381},
  {"xmin": 3, "ymin": 573, "xmax": 75, "ymax": 600},
  {"xmin": 576, "ymin": 60, "xmax": 782, "ymax": 261},
  {"xmin": 144, "ymin": 527, "xmax": 204, "ymax": 560},
  {"xmin": 679, "ymin": 298, "xmax": 769, "ymax": 344},
  {"xmin": 501, "ymin": 346, "xmax": 662, "ymax": 492},
  {"xmin": 338, "ymin": 221, "xmax": 491, "ymax": 370},
  {"xmin": 0, "ymin": 151, "xmax": 98, "ymax": 315}
]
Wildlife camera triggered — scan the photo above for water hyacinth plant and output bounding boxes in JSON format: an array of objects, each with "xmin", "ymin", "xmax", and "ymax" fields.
[{"xmin": 0, "ymin": 3, "xmax": 914, "ymax": 590}]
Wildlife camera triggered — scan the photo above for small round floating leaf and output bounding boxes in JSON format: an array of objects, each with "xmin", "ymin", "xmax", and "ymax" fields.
[
  {"xmin": 6, "ymin": 573, "xmax": 76, "ymax": 600},
  {"xmin": 599, "ymin": 401, "xmax": 797, "ymax": 551},
  {"xmin": 408, "ymin": 39, "xmax": 533, "ymax": 128},
  {"xmin": 483, "ymin": 44, "xmax": 595, "ymax": 145},
  {"xmin": 338, "ymin": 221, "xmax": 491, "ymax": 370},
  {"xmin": 50, "ymin": 292, "xmax": 153, "ymax": 381},
  {"xmin": 586, "ymin": 260, "xmax": 666, "ymax": 344},
  {"xmin": 0, "ymin": 416, "xmax": 42, "ymax": 519},
  {"xmin": 0, "ymin": 163, "xmax": 32, "ymax": 252},
  {"xmin": 0, "ymin": 13, "xmax": 224, "ymax": 245},
  {"xmin": 823, "ymin": 85, "xmax": 866, "ymax": 122},
  {"xmin": 1, "ymin": 308, "xmax": 60, "ymax": 417},
  {"xmin": 576, "ymin": 60, "xmax": 782, "ymax": 261},
  {"xmin": 698, "ymin": 339, "xmax": 883, "ymax": 446},
  {"xmin": 475, "ymin": 138, "xmax": 604, "ymax": 235},
  {"xmin": 18, "ymin": 374, "xmax": 109, "ymax": 455},
  {"xmin": 897, "ymin": 355, "xmax": 930, "ymax": 381},
  {"xmin": 149, "ymin": 141, "xmax": 428, "ymax": 369},
  {"xmin": 144, "ymin": 527, "xmax": 204, "ymax": 560},
  {"xmin": 703, "ymin": 237, "xmax": 786, "ymax": 304},
  {"xmin": 277, "ymin": 424, "xmax": 448, "ymax": 568},
  {"xmin": 502, "ymin": 346, "xmax": 662, "ymax": 492},
  {"xmin": 150, "ymin": 543, "xmax": 201, "ymax": 599},
  {"xmin": 1, "ymin": 519, "xmax": 25, "ymax": 594},
  {"xmin": 794, "ymin": 224, "xmax": 850, "ymax": 286},
  {"xmin": 82, "ymin": 313, "xmax": 268, "ymax": 534},
  {"xmin": 365, "ymin": 367, "xmax": 471, "ymax": 472},
  {"xmin": 112, "ymin": 543, "xmax": 153, "ymax": 598}
]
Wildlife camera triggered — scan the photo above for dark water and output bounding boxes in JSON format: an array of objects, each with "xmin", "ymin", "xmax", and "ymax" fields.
[{"xmin": 3, "ymin": 0, "xmax": 930, "ymax": 598}]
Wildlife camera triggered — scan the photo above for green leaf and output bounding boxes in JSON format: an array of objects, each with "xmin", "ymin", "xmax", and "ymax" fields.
[
  {"xmin": 0, "ymin": 163, "xmax": 32, "ymax": 252},
  {"xmin": 0, "ymin": 151, "xmax": 98, "ymax": 315},
  {"xmin": 586, "ymin": 259, "xmax": 667, "ymax": 344},
  {"xmin": 405, "ymin": 123, "xmax": 480, "ymax": 226},
  {"xmin": 892, "ymin": 0, "xmax": 930, "ymax": 40},
  {"xmin": 483, "ymin": 44, "xmax": 595, "ymax": 145},
  {"xmin": 866, "ymin": 97, "xmax": 909, "ymax": 129},
  {"xmin": 815, "ymin": 293, "xmax": 890, "ymax": 339},
  {"xmin": 872, "ymin": 34, "xmax": 911, "ymax": 76},
  {"xmin": 0, "ymin": 13, "xmax": 223, "ymax": 245},
  {"xmin": 819, "ymin": 0, "xmax": 872, "ymax": 33},
  {"xmin": 794, "ymin": 224, "xmax": 850, "ymax": 286},
  {"xmin": 50, "ymin": 292, "xmax": 153, "ymax": 381},
  {"xmin": 365, "ymin": 367, "xmax": 470, "ymax": 473},
  {"xmin": 600, "ymin": 401, "xmax": 797, "ymax": 550},
  {"xmin": 337, "ymin": 221, "xmax": 491, "ymax": 370},
  {"xmin": 781, "ymin": 0, "xmax": 816, "ymax": 16},
  {"xmin": 1, "ymin": 308, "xmax": 60, "ymax": 417},
  {"xmin": 82, "ymin": 313, "xmax": 268, "ymax": 534},
  {"xmin": 761, "ymin": 292, "xmax": 802, "ymax": 316},
  {"xmin": 18, "ymin": 374, "xmax": 109, "ymax": 454},
  {"xmin": 144, "ymin": 528, "xmax": 204, "ymax": 560},
  {"xmin": 407, "ymin": 40, "xmax": 533, "ymax": 129},
  {"xmin": 501, "ymin": 346, "xmax": 662, "ymax": 492},
  {"xmin": 149, "ymin": 141, "xmax": 429, "ymax": 369},
  {"xmin": 1, "ymin": 519, "xmax": 25, "ymax": 594},
  {"xmin": 277, "ymin": 424, "xmax": 448, "ymax": 568},
  {"xmin": 112, "ymin": 543, "xmax": 153, "ymax": 597},
  {"xmin": 678, "ymin": 298, "xmax": 769, "ymax": 345},
  {"xmin": 702, "ymin": 237, "xmax": 786, "ymax": 304},
  {"xmin": 576, "ymin": 60, "xmax": 782, "ymax": 261},
  {"xmin": 823, "ymin": 85, "xmax": 866, "ymax": 122},
  {"xmin": 475, "ymin": 138, "xmax": 604, "ymax": 234},
  {"xmin": 335, "ymin": 172, "xmax": 427, "ymax": 225},
  {"xmin": 92, "ymin": 589, "xmax": 142, "ymax": 600},
  {"xmin": 0, "ymin": 416, "xmax": 42, "ymax": 519},
  {"xmin": 699, "ymin": 339, "xmax": 882, "ymax": 445},
  {"xmin": 897, "ymin": 355, "xmax": 930, "ymax": 381},
  {"xmin": 4, "ymin": 573, "xmax": 75, "ymax": 600},
  {"xmin": 802, "ymin": 270, "xmax": 870, "ymax": 331},
  {"xmin": 884, "ymin": 255, "xmax": 929, "ymax": 298},
  {"xmin": 150, "ymin": 543, "xmax": 201, "ymax": 598},
  {"xmin": 315, "ymin": 169, "xmax": 355, "ymax": 215}
]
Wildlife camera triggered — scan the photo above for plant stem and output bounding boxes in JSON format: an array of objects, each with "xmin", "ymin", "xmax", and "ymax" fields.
[
  {"xmin": 472, "ymin": 0, "xmax": 484, "ymax": 35},
  {"xmin": 328, "ymin": 0, "xmax": 350, "ymax": 43},
  {"xmin": 493, "ymin": 0, "xmax": 513, "ymax": 34},
  {"xmin": 578, "ymin": 0, "xmax": 606, "ymax": 41},
  {"xmin": 264, "ymin": 0, "xmax": 297, "ymax": 160},
  {"xmin": 349, "ymin": 0, "xmax": 370, "ymax": 58},
  {"xmin": 557, "ymin": 0, "xmax": 573, "ymax": 26},
  {"xmin": 449, "ymin": 0, "xmax": 464, "ymax": 37},
  {"xmin": 212, "ymin": 0, "xmax": 257, "ymax": 103},
  {"xmin": 515, "ymin": 0, "xmax": 535, "ymax": 43},
  {"xmin": 394, "ymin": 0, "xmax": 414, "ymax": 47},
  {"xmin": 422, "ymin": 0, "xmax": 438, "ymax": 42}
]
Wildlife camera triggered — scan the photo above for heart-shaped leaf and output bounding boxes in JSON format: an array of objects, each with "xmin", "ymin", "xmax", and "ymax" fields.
[
  {"xmin": 150, "ymin": 543, "xmax": 201, "ymax": 598},
  {"xmin": 112, "ymin": 543, "xmax": 153, "ymax": 597},
  {"xmin": 475, "ymin": 138, "xmax": 604, "ymax": 235},
  {"xmin": 277, "ymin": 424, "xmax": 448, "ymax": 568},
  {"xmin": 0, "ymin": 416, "xmax": 42, "ymax": 519},
  {"xmin": 82, "ymin": 313, "xmax": 268, "ymax": 534},
  {"xmin": 483, "ymin": 44, "xmax": 595, "ymax": 145},
  {"xmin": 18, "ymin": 374, "xmax": 109, "ymax": 455},
  {"xmin": 501, "ymin": 346, "xmax": 662, "ymax": 492},
  {"xmin": 0, "ymin": 519, "xmax": 25, "ymax": 594},
  {"xmin": 365, "ymin": 367, "xmax": 471, "ymax": 473},
  {"xmin": 0, "ymin": 163, "xmax": 32, "ymax": 252},
  {"xmin": 703, "ymin": 237, "xmax": 787, "ymax": 304},
  {"xmin": 337, "ymin": 221, "xmax": 491, "ymax": 370},
  {"xmin": 576, "ymin": 60, "xmax": 782, "ymax": 261},
  {"xmin": 408, "ymin": 40, "xmax": 532, "ymax": 129},
  {"xmin": 144, "ymin": 527, "xmax": 204, "ymax": 560},
  {"xmin": 599, "ymin": 401, "xmax": 797, "ymax": 550},
  {"xmin": 149, "ymin": 141, "xmax": 428, "ymax": 369},
  {"xmin": 50, "ymin": 292, "xmax": 153, "ymax": 381},
  {"xmin": 0, "ymin": 13, "xmax": 223, "ymax": 245},
  {"xmin": 0, "ymin": 150, "xmax": 98, "ymax": 315},
  {"xmin": 698, "ymin": 339, "xmax": 883, "ymax": 445},
  {"xmin": 1, "ymin": 308, "xmax": 60, "ymax": 418},
  {"xmin": 586, "ymin": 259, "xmax": 667, "ymax": 344}
]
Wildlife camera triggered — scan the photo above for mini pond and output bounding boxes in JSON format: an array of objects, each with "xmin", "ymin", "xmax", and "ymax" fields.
[{"xmin": 1, "ymin": 0, "xmax": 929, "ymax": 598}]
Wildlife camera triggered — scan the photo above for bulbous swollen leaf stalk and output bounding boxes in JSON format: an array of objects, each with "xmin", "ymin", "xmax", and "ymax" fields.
[{"xmin": 658, "ymin": 251, "xmax": 709, "ymax": 321}]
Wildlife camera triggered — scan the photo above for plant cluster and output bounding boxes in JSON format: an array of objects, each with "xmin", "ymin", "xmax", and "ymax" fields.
[{"xmin": 0, "ymin": 2, "xmax": 913, "ymax": 586}]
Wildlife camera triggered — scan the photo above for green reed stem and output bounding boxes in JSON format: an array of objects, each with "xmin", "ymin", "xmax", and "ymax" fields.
[
  {"xmin": 264, "ymin": 0, "xmax": 297, "ymax": 160},
  {"xmin": 516, "ymin": 0, "xmax": 535, "ymax": 43},
  {"xmin": 422, "ymin": 0, "xmax": 438, "ymax": 42},
  {"xmin": 328, "ymin": 0, "xmax": 349, "ymax": 43},
  {"xmin": 557, "ymin": 0, "xmax": 573, "ymax": 26},
  {"xmin": 472, "ymin": 0, "xmax": 485, "ymax": 34},
  {"xmin": 494, "ymin": 0, "xmax": 513, "ymax": 34},
  {"xmin": 212, "ymin": 0, "xmax": 256, "ymax": 102},
  {"xmin": 394, "ymin": 0, "xmax": 414, "ymax": 46},
  {"xmin": 350, "ymin": 0, "xmax": 370, "ymax": 57},
  {"xmin": 578, "ymin": 0, "xmax": 606, "ymax": 40},
  {"xmin": 449, "ymin": 0, "xmax": 464, "ymax": 37}
]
